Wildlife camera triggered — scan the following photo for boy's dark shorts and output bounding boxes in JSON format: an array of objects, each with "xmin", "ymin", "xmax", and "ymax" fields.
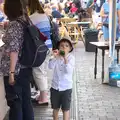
[{"xmin": 50, "ymin": 88, "xmax": 72, "ymax": 111}]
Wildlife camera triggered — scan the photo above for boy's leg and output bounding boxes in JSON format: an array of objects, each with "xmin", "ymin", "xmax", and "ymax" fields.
[
  {"xmin": 61, "ymin": 89, "xmax": 72, "ymax": 120},
  {"xmin": 53, "ymin": 109, "xmax": 59, "ymax": 120},
  {"xmin": 50, "ymin": 88, "xmax": 61, "ymax": 120},
  {"xmin": 63, "ymin": 110, "xmax": 70, "ymax": 120}
]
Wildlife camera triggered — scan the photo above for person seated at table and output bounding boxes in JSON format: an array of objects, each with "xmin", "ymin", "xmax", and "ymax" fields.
[
  {"xmin": 51, "ymin": 3, "xmax": 64, "ymax": 18},
  {"xmin": 57, "ymin": 2, "xmax": 65, "ymax": 16},
  {"xmin": 69, "ymin": 3, "xmax": 78, "ymax": 14},
  {"xmin": 59, "ymin": 21, "xmax": 71, "ymax": 40},
  {"xmin": 44, "ymin": 3, "xmax": 52, "ymax": 16},
  {"xmin": 64, "ymin": 2, "xmax": 70, "ymax": 14},
  {"xmin": 77, "ymin": 8, "xmax": 90, "ymax": 22},
  {"xmin": 73, "ymin": 0, "xmax": 81, "ymax": 11}
]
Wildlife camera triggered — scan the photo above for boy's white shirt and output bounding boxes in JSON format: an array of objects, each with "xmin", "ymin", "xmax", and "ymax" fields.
[{"xmin": 49, "ymin": 53, "xmax": 75, "ymax": 91}]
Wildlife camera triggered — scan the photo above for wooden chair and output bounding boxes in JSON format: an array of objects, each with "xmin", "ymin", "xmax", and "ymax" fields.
[
  {"xmin": 59, "ymin": 18, "xmax": 76, "ymax": 27},
  {"xmin": 81, "ymin": 18, "xmax": 92, "ymax": 23},
  {"xmin": 66, "ymin": 23, "xmax": 81, "ymax": 44}
]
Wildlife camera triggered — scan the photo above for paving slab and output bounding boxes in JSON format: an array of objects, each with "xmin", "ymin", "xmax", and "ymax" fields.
[
  {"xmin": 4, "ymin": 41, "xmax": 120, "ymax": 120},
  {"xmin": 75, "ymin": 42, "xmax": 120, "ymax": 120}
]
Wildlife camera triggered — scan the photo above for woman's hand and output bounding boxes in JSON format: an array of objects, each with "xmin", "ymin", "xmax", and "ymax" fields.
[
  {"xmin": 0, "ymin": 21, "xmax": 9, "ymax": 28},
  {"xmin": 3, "ymin": 21, "xmax": 9, "ymax": 29},
  {"xmin": 9, "ymin": 73, "xmax": 15, "ymax": 85}
]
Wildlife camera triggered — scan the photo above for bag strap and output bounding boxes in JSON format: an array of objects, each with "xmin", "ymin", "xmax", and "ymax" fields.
[
  {"xmin": 47, "ymin": 16, "xmax": 54, "ymax": 33},
  {"xmin": 17, "ymin": 19, "xmax": 28, "ymax": 27},
  {"xmin": 103, "ymin": 16, "xmax": 108, "ymax": 23}
]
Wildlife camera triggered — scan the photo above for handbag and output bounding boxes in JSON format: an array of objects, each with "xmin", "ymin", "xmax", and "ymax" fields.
[
  {"xmin": 103, "ymin": 16, "xmax": 109, "ymax": 28},
  {"xmin": 103, "ymin": 23, "xmax": 109, "ymax": 28}
]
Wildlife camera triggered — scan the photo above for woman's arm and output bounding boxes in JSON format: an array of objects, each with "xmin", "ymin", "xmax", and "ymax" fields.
[
  {"xmin": 117, "ymin": 9, "xmax": 120, "ymax": 25},
  {"xmin": 100, "ymin": 6, "xmax": 108, "ymax": 18},
  {"xmin": 9, "ymin": 52, "xmax": 18, "ymax": 85},
  {"xmin": 9, "ymin": 52, "xmax": 19, "ymax": 73},
  {"xmin": 89, "ymin": 2, "xmax": 94, "ymax": 8},
  {"xmin": 7, "ymin": 21, "xmax": 23, "ymax": 85}
]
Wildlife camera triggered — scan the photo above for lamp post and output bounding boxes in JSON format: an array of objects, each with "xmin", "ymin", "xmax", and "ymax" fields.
[{"xmin": 109, "ymin": 0, "xmax": 116, "ymax": 60}]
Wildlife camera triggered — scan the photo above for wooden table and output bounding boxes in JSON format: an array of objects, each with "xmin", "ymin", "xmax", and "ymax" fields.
[
  {"xmin": 90, "ymin": 42, "xmax": 120, "ymax": 83},
  {"xmin": 66, "ymin": 22, "xmax": 91, "ymax": 44},
  {"xmin": 59, "ymin": 18, "xmax": 77, "ymax": 26},
  {"xmin": 67, "ymin": 21, "xmax": 91, "ymax": 28}
]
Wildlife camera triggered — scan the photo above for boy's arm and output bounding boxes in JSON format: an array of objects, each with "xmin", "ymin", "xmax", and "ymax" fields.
[
  {"xmin": 48, "ymin": 56, "xmax": 57, "ymax": 69},
  {"xmin": 63, "ymin": 56, "xmax": 75, "ymax": 73}
]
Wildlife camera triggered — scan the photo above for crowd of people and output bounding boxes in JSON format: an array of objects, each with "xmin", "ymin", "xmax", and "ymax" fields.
[
  {"xmin": 100, "ymin": 0, "xmax": 120, "ymax": 41},
  {"xmin": 0, "ymin": 0, "xmax": 120, "ymax": 120}
]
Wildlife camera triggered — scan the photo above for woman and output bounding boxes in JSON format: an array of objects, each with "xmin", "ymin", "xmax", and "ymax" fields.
[
  {"xmin": 70, "ymin": 3, "xmax": 78, "ymax": 14},
  {"xmin": 28, "ymin": 0, "xmax": 52, "ymax": 105},
  {"xmin": 57, "ymin": 2, "xmax": 65, "ymax": 16},
  {"xmin": 117, "ymin": 0, "xmax": 120, "ymax": 3},
  {"xmin": 44, "ymin": 3, "xmax": 52, "ymax": 16},
  {"xmin": 59, "ymin": 21, "xmax": 70, "ymax": 39},
  {"xmin": 100, "ymin": 0, "xmax": 120, "ymax": 41},
  {"xmin": 1, "ymin": 0, "xmax": 34, "ymax": 120},
  {"xmin": 51, "ymin": 3, "xmax": 63, "ymax": 18},
  {"xmin": 64, "ymin": 2, "xmax": 70, "ymax": 14},
  {"xmin": 95, "ymin": 0, "xmax": 105, "ymax": 13}
]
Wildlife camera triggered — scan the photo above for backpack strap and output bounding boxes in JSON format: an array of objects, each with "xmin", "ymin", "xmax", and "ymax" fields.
[{"xmin": 20, "ymin": 0, "xmax": 33, "ymax": 25}]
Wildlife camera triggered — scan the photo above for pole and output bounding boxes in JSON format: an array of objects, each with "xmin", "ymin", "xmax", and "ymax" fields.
[{"xmin": 109, "ymin": 0, "xmax": 116, "ymax": 59}]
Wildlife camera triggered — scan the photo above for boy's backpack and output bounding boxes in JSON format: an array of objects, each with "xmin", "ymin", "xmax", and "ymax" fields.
[
  {"xmin": 17, "ymin": 19, "xmax": 49, "ymax": 67},
  {"xmin": 49, "ymin": 19, "xmax": 60, "ymax": 50}
]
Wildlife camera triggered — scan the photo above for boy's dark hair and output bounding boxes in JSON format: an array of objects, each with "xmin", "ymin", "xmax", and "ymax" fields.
[
  {"xmin": 58, "ymin": 38, "xmax": 74, "ymax": 52},
  {"xmin": 4, "ymin": 0, "xmax": 23, "ymax": 21}
]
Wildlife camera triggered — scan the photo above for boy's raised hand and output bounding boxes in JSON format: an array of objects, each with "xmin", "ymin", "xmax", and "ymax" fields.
[{"xmin": 52, "ymin": 49, "xmax": 59, "ymax": 57}]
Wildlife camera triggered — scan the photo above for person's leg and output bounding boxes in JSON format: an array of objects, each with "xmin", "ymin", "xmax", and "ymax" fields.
[
  {"xmin": 4, "ymin": 76, "xmax": 22, "ymax": 120},
  {"xmin": 18, "ymin": 68, "xmax": 34, "ymax": 120},
  {"xmin": 103, "ymin": 26, "xmax": 109, "ymax": 54},
  {"xmin": 33, "ymin": 59, "xmax": 48, "ymax": 104},
  {"xmin": 61, "ymin": 89, "xmax": 72, "ymax": 120},
  {"xmin": 38, "ymin": 90, "xmax": 48, "ymax": 104},
  {"xmin": 63, "ymin": 110, "xmax": 70, "ymax": 120},
  {"xmin": 103, "ymin": 26, "xmax": 109, "ymax": 41},
  {"xmin": 50, "ymin": 88, "xmax": 61, "ymax": 120},
  {"xmin": 53, "ymin": 109, "xmax": 59, "ymax": 120}
]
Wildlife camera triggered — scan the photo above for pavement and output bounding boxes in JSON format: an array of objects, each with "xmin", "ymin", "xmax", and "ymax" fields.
[
  {"xmin": 75, "ymin": 42, "xmax": 120, "ymax": 120},
  {"xmin": 4, "ymin": 41, "xmax": 120, "ymax": 120}
]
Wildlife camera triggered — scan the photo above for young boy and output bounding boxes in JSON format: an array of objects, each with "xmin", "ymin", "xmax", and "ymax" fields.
[{"xmin": 49, "ymin": 38, "xmax": 75, "ymax": 120}]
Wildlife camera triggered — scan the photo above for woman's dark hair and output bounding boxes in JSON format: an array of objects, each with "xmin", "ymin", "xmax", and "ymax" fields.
[
  {"xmin": 58, "ymin": 38, "xmax": 74, "ymax": 52},
  {"xmin": 28, "ymin": 0, "xmax": 45, "ymax": 15},
  {"xmin": 4, "ymin": 0, "xmax": 23, "ymax": 21}
]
